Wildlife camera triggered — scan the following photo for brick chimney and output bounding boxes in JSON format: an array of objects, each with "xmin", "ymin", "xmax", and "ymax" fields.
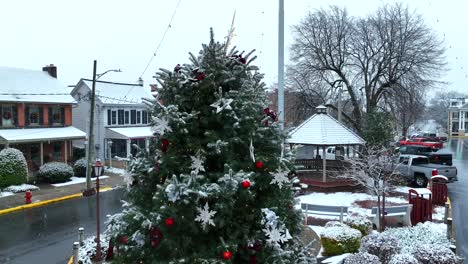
[{"xmin": 42, "ymin": 64, "xmax": 57, "ymax": 78}]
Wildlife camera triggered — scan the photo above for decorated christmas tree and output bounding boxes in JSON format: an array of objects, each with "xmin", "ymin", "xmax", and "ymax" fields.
[{"xmin": 104, "ymin": 30, "xmax": 316, "ymax": 263}]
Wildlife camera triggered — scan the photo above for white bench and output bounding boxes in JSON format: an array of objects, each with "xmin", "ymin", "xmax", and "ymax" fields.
[
  {"xmin": 301, "ymin": 203, "xmax": 348, "ymax": 224},
  {"xmin": 370, "ymin": 205, "xmax": 412, "ymax": 230}
]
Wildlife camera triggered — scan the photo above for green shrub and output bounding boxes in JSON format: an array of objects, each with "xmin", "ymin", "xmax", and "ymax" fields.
[
  {"xmin": 345, "ymin": 213, "xmax": 373, "ymax": 236},
  {"xmin": 73, "ymin": 158, "xmax": 87, "ymax": 177},
  {"xmin": 37, "ymin": 162, "xmax": 73, "ymax": 183},
  {"xmin": 321, "ymin": 226, "xmax": 362, "ymax": 256},
  {"xmin": 343, "ymin": 252, "xmax": 381, "ymax": 264},
  {"xmin": 360, "ymin": 233, "xmax": 401, "ymax": 263},
  {"xmin": 0, "ymin": 148, "xmax": 28, "ymax": 188}
]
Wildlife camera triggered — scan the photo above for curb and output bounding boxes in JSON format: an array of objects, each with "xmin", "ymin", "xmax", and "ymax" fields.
[{"xmin": 0, "ymin": 186, "xmax": 113, "ymax": 216}]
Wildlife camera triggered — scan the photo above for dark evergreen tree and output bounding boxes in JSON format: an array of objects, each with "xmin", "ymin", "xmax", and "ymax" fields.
[{"xmin": 104, "ymin": 30, "xmax": 316, "ymax": 263}]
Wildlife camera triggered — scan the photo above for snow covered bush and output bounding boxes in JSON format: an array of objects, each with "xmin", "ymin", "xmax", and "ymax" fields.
[
  {"xmin": 321, "ymin": 225, "xmax": 362, "ymax": 256},
  {"xmin": 37, "ymin": 162, "xmax": 73, "ymax": 183},
  {"xmin": 387, "ymin": 254, "xmax": 419, "ymax": 264},
  {"xmin": 412, "ymin": 244, "xmax": 463, "ymax": 264},
  {"xmin": 343, "ymin": 252, "xmax": 381, "ymax": 264},
  {"xmin": 324, "ymin": 221, "xmax": 348, "ymax": 228},
  {"xmin": 4, "ymin": 184, "xmax": 39, "ymax": 193},
  {"xmin": 78, "ymin": 235, "xmax": 109, "ymax": 264},
  {"xmin": 382, "ymin": 222, "xmax": 451, "ymax": 254},
  {"xmin": 73, "ymin": 158, "xmax": 87, "ymax": 177},
  {"xmin": 0, "ymin": 147, "xmax": 28, "ymax": 188},
  {"xmin": 359, "ymin": 233, "xmax": 401, "ymax": 263},
  {"xmin": 344, "ymin": 213, "xmax": 373, "ymax": 236}
]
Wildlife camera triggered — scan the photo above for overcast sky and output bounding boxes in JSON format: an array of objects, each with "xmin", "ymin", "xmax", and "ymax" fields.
[{"xmin": 1, "ymin": 0, "xmax": 467, "ymax": 95}]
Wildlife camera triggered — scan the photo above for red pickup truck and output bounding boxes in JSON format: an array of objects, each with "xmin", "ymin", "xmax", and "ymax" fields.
[{"xmin": 398, "ymin": 137, "xmax": 443, "ymax": 149}]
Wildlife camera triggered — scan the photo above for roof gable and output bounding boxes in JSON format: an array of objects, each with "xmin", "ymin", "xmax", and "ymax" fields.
[
  {"xmin": 287, "ymin": 113, "xmax": 366, "ymax": 145},
  {"xmin": 76, "ymin": 79, "xmax": 153, "ymax": 105},
  {"xmin": 0, "ymin": 66, "xmax": 75, "ymax": 103}
]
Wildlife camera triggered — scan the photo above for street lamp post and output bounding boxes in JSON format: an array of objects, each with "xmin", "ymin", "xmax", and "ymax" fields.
[
  {"xmin": 93, "ymin": 159, "xmax": 104, "ymax": 261},
  {"xmin": 108, "ymin": 140, "xmax": 113, "ymax": 169},
  {"xmin": 83, "ymin": 60, "xmax": 121, "ymax": 196}
]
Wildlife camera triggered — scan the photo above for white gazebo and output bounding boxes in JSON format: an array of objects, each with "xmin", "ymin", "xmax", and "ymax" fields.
[{"xmin": 287, "ymin": 105, "xmax": 366, "ymax": 182}]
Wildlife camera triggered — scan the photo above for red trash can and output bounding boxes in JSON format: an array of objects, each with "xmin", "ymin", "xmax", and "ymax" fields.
[
  {"xmin": 408, "ymin": 188, "xmax": 432, "ymax": 225},
  {"xmin": 431, "ymin": 175, "xmax": 448, "ymax": 205}
]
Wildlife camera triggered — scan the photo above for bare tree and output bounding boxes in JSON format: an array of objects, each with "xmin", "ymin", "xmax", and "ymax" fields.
[
  {"xmin": 338, "ymin": 147, "xmax": 398, "ymax": 231},
  {"xmin": 289, "ymin": 3, "xmax": 446, "ymax": 133},
  {"xmin": 425, "ymin": 90, "xmax": 466, "ymax": 129}
]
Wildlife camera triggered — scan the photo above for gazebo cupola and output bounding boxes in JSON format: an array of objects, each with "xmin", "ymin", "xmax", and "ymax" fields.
[{"xmin": 316, "ymin": 105, "xmax": 327, "ymax": 114}]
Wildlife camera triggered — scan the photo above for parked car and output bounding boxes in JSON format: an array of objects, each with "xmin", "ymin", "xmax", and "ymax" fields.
[
  {"xmin": 396, "ymin": 145, "xmax": 452, "ymax": 166},
  {"xmin": 394, "ymin": 155, "xmax": 457, "ymax": 187},
  {"xmin": 314, "ymin": 146, "xmax": 358, "ymax": 160},
  {"xmin": 398, "ymin": 137, "xmax": 443, "ymax": 149}
]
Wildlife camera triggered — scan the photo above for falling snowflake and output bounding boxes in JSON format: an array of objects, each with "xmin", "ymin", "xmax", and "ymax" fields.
[
  {"xmin": 190, "ymin": 154, "xmax": 205, "ymax": 174},
  {"xmin": 151, "ymin": 117, "xmax": 172, "ymax": 136},
  {"xmin": 210, "ymin": 98, "xmax": 233, "ymax": 113},
  {"xmin": 270, "ymin": 169, "xmax": 290, "ymax": 189},
  {"xmin": 195, "ymin": 202, "xmax": 217, "ymax": 229}
]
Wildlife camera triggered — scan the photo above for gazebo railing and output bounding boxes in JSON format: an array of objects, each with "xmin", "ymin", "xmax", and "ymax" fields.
[{"xmin": 294, "ymin": 159, "xmax": 349, "ymax": 171}]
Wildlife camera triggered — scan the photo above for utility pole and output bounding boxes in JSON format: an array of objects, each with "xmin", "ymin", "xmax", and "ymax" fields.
[
  {"xmin": 84, "ymin": 60, "xmax": 97, "ymax": 195},
  {"xmin": 278, "ymin": 0, "xmax": 284, "ymax": 130}
]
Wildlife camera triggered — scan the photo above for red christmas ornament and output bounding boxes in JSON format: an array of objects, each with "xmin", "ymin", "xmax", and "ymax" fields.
[
  {"xmin": 255, "ymin": 161, "xmax": 263, "ymax": 169},
  {"xmin": 165, "ymin": 217, "xmax": 174, "ymax": 226},
  {"xmin": 149, "ymin": 227, "xmax": 163, "ymax": 248},
  {"xmin": 222, "ymin": 250, "xmax": 232, "ymax": 260},
  {"xmin": 263, "ymin": 108, "xmax": 270, "ymax": 115},
  {"xmin": 191, "ymin": 69, "xmax": 206, "ymax": 82},
  {"xmin": 161, "ymin": 138, "xmax": 169, "ymax": 153},
  {"xmin": 241, "ymin": 180, "xmax": 251, "ymax": 189},
  {"xmin": 121, "ymin": 236, "xmax": 128, "ymax": 244}
]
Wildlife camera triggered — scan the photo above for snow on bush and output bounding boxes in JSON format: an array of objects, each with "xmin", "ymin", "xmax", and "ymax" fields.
[
  {"xmin": 387, "ymin": 253, "xmax": 419, "ymax": 264},
  {"xmin": 343, "ymin": 252, "xmax": 382, "ymax": 264},
  {"xmin": 324, "ymin": 221, "xmax": 348, "ymax": 228},
  {"xmin": 78, "ymin": 236, "xmax": 109, "ymax": 264},
  {"xmin": 359, "ymin": 233, "xmax": 401, "ymax": 263},
  {"xmin": 0, "ymin": 147, "xmax": 28, "ymax": 188},
  {"xmin": 382, "ymin": 222, "xmax": 450, "ymax": 254},
  {"xmin": 3, "ymin": 184, "xmax": 39, "ymax": 193},
  {"xmin": 412, "ymin": 244, "xmax": 463, "ymax": 264},
  {"xmin": 320, "ymin": 225, "xmax": 362, "ymax": 256},
  {"xmin": 344, "ymin": 212, "xmax": 373, "ymax": 236},
  {"xmin": 73, "ymin": 158, "xmax": 87, "ymax": 177},
  {"xmin": 37, "ymin": 162, "xmax": 74, "ymax": 183}
]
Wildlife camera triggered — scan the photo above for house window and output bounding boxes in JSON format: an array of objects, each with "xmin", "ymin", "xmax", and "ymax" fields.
[
  {"xmin": 130, "ymin": 110, "xmax": 136, "ymax": 124},
  {"xmin": 53, "ymin": 141, "xmax": 63, "ymax": 161},
  {"xmin": 124, "ymin": 111, "xmax": 129, "ymax": 124},
  {"xmin": 452, "ymin": 112, "xmax": 459, "ymax": 119},
  {"xmin": 131, "ymin": 139, "xmax": 146, "ymax": 156},
  {"xmin": 26, "ymin": 106, "xmax": 42, "ymax": 126},
  {"xmin": 1, "ymin": 104, "xmax": 16, "ymax": 127},
  {"xmin": 137, "ymin": 111, "xmax": 141, "ymax": 124},
  {"xmin": 111, "ymin": 139, "xmax": 127, "ymax": 158},
  {"xmin": 142, "ymin": 110, "xmax": 148, "ymax": 124},
  {"xmin": 107, "ymin": 109, "xmax": 111, "ymax": 125},
  {"xmin": 111, "ymin": 111, "xmax": 117, "ymax": 125},
  {"xmin": 465, "ymin": 112, "xmax": 468, "ymax": 118},
  {"xmin": 118, "ymin": 110, "xmax": 124, "ymax": 125},
  {"xmin": 49, "ymin": 106, "xmax": 64, "ymax": 125},
  {"xmin": 451, "ymin": 102, "xmax": 458, "ymax": 106}
]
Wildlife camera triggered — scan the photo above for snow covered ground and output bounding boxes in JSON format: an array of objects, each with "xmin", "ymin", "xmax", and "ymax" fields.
[
  {"xmin": 105, "ymin": 166, "xmax": 126, "ymax": 175},
  {"xmin": 51, "ymin": 176, "xmax": 109, "ymax": 187}
]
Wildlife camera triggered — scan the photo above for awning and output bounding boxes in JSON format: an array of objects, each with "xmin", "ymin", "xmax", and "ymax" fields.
[
  {"xmin": 0, "ymin": 126, "xmax": 86, "ymax": 144},
  {"xmin": 106, "ymin": 126, "xmax": 154, "ymax": 139}
]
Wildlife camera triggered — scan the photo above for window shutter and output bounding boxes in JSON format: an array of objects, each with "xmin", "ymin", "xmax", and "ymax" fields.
[
  {"xmin": 25, "ymin": 106, "xmax": 30, "ymax": 126},
  {"xmin": 48, "ymin": 107, "xmax": 53, "ymax": 125},
  {"xmin": 39, "ymin": 107, "xmax": 44, "ymax": 125},
  {"xmin": 61, "ymin": 107, "xmax": 65, "ymax": 125}
]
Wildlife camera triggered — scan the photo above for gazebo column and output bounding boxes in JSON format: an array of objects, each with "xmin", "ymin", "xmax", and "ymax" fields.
[
  {"xmin": 316, "ymin": 146, "xmax": 320, "ymax": 171},
  {"xmin": 322, "ymin": 145, "xmax": 327, "ymax": 182}
]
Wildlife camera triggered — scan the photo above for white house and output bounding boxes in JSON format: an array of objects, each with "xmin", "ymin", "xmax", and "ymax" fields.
[
  {"xmin": 70, "ymin": 79, "xmax": 155, "ymax": 166},
  {"xmin": 448, "ymin": 97, "xmax": 468, "ymax": 137}
]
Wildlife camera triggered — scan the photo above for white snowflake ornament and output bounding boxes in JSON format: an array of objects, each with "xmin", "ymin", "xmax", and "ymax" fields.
[
  {"xmin": 195, "ymin": 202, "xmax": 217, "ymax": 229},
  {"xmin": 151, "ymin": 117, "xmax": 172, "ymax": 136},
  {"xmin": 210, "ymin": 98, "xmax": 233, "ymax": 113},
  {"xmin": 190, "ymin": 154, "xmax": 205, "ymax": 175},
  {"xmin": 270, "ymin": 169, "xmax": 290, "ymax": 189}
]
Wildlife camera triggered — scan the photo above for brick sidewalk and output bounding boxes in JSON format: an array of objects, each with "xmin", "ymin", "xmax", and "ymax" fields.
[{"xmin": 0, "ymin": 173, "xmax": 125, "ymax": 211}]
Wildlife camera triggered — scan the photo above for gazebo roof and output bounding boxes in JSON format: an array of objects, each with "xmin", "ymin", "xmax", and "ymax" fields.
[{"xmin": 287, "ymin": 106, "xmax": 366, "ymax": 146}]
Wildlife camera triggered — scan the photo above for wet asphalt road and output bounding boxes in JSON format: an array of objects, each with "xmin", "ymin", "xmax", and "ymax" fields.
[
  {"xmin": 0, "ymin": 188, "xmax": 125, "ymax": 264},
  {"xmin": 445, "ymin": 139, "xmax": 468, "ymax": 259}
]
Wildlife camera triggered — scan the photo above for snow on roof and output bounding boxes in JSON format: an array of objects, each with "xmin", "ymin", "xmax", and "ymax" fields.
[
  {"xmin": 0, "ymin": 66, "xmax": 75, "ymax": 103},
  {"xmin": 0, "ymin": 126, "xmax": 86, "ymax": 144},
  {"xmin": 106, "ymin": 126, "xmax": 154, "ymax": 139},
  {"xmin": 81, "ymin": 79, "xmax": 153, "ymax": 105},
  {"xmin": 287, "ymin": 112, "xmax": 366, "ymax": 146}
]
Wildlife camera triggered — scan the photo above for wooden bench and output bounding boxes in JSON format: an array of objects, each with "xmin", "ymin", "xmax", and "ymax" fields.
[
  {"xmin": 370, "ymin": 205, "xmax": 413, "ymax": 230},
  {"xmin": 301, "ymin": 203, "xmax": 348, "ymax": 224}
]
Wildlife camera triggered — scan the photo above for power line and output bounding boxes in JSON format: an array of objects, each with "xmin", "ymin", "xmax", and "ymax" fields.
[{"xmin": 139, "ymin": 0, "xmax": 182, "ymax": 79}]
